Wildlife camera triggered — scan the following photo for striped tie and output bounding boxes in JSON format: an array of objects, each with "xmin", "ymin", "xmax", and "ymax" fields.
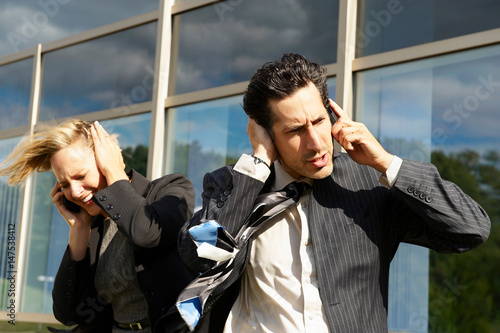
[{"xmin": 174, "ymin": 182, "xmax": 310, "ymax": 332}]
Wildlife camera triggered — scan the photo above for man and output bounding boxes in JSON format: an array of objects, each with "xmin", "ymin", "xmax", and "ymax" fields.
[{"xmin": 176, "ymin": 53, "xmax": 490, "ymax": 332}]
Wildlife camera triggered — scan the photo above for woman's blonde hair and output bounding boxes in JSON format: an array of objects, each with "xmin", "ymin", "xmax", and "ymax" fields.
[{"xmin": 0, "ymin": 119, "xmax": 94, "ymax": 186}]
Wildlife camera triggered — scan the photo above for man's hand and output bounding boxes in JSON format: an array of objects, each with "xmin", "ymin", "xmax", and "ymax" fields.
[
  {"xmin": 90, "ymin": 121, "xmax": 128, "ymax": 185},
  {"xmin": 247, "ymin": 118, "xmax": 278, "ymax": 167},
  {"xmin": 330, "ymin": 100, "xmax": 394, "ymax": 174}
]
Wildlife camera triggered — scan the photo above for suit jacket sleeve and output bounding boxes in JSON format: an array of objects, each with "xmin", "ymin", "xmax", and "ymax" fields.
[
  {"xmin": 52, "ymin": 240, "xmax": 114, "ymax": 328},
  {"xmin": 391, "ymin": 159, "xmax": 490, "ymax": 253},
  {"xmin": 52, "ymin": 246, "xmax": 92, "ymax": 325},
  {"xmin": 93, "ymin": 171, "xmax": 195, "ymax": 249},
  {"xmin": 178, "ymin": 164, "xmax": 266, "ymax": 273}
]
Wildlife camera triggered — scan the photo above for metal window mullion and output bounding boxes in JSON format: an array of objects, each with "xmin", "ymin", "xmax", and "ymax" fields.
[
  {"xmin": 335, "ymin": 0, "xmax": 358, "ymax": 119},
  {"xmin": 334, "ymin": 0, "xmax": 357, "ymax": 154},
  {"xmin": 147, "ymin": 0, "xmax": 175, "ymax": 180},
  {"xmin": 172, "ymin": 0, "xmax": 221, "ymax": 15},
  {"xmin": 352, "ymin": 27, "xmax": 500, "ymax": 73},
  {"xmin": 15, "ymin": 43, "xmax": 42, "ymax": 313}
]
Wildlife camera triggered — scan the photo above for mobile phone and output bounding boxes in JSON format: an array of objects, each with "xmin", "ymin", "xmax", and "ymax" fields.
[
  {"xmin": 62, "ymin": 195, "xmax": 81, "ymax": 213},
  {"xmin": 327, "ymin": 105, "xmax": 338, "ymax": 125}
]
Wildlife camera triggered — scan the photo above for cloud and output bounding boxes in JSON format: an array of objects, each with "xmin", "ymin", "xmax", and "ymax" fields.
[
  {"xmin": 0, "ymin": 0, "xmax": 158, "ymax": 58},
  {"xmin": 173, "ymin": 0, "xmax": 338, "ymax": 94},
  {"xmin": 39, "ymin": 22, "xmax": 156, "ymax": 119},
  {"xmin": 357, "ymin": 45, "xmax": 500, "ymax": 156},
  {"xmin": 0, "ymin": 101, "xmax": 30, "ymax": 130}
]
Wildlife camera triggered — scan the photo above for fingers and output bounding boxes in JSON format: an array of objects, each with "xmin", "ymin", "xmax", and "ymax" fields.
[
  {"xmin": 90, "ymin": 121, "xmax": 107, "ymax": 146},
  {"xmin": 329, "ymin": 99, "xmax": 357, "ymax": 150},
  {"xmin": 90, "ymin": 120, "xmax": 127, "ymax": 184},
  {"xmin": 329, "ymin": 99, "xmax": 349, "ymax": 121},
  {"xmin": 331, "ymin": 101, "xmax": 358, "ymax": 150},
  {"xmin": 330, "ymin": 107, "xmax": 368, "ymax": 151},
  {"xmin": 337, "ymin": 123, "xmax": 364, "ymax": 151},
  {"xmin": 50, "ymin": 182, "xmax": 66, "ymax": 208},
  {"xmin": 50, "ymin": 182, "xmax": 62, "ymax": 198},
  {"xmin": 247, "ymin": 118, "xmax": 272, "ymax": 145},
  {"xmin": 50, "ymin": 182, "xmax": 68, "ymax": 216},
  {"xmin": 91, "ymin": 121, "xmax": 121, "ymax": 153},
  {"xmin": 247, "ymin": 118, "xmax": 276, "ymax": 166}
]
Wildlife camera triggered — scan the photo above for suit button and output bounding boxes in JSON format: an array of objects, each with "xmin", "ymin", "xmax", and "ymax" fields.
[
  {"xmin": 407, "ymin": 186, "xmax": 414, "ymax": 193},
  {"xmin": 223, "ymin": 190, "xmax": 231, "ymax": 196},
  {"xmin": 99, "ymin": 195, "xmax": 107, "ymax": 201},
  {"xmin": 220, "ymin": 196, "xmax": 228, "ymax": 202},
  {"xmin": 65, "ymin": 292, "xmax": 72, "ymax": 299},
  {"xmin": 217, "ymin": 202, "xmax": 224, "ymax": 208},
  {"xmin": 66, "ymin": 280, "xmax": 73, "ymax": 287},
  {"xmin": 113, "ymin": 213, "xmax": 122, "ymax": 220},
  {"xmin": 419, "ymin": 192, "xmax": 426, "ymax": 200},
  {"xmin": 68, "ymin": 266, "xmax": 75, "ymax": 274},
  {"xmin": 106, "ymin": 204, "xmax": 114, "ymax": 210},
  {"xmin": 413, "ymin": 189, "xmax": 420, "ymax": 197},
  {"xmin": 425, "ymin": 196, "xmax": 433, "ymax": 203},
  {"xmin": 145, "ymin": 290, "xmax": 154, "ymax": 298}
]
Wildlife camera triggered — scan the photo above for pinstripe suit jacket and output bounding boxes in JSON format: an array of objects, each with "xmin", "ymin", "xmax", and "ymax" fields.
[{"xmin": 178, "ymin": 151, "xmax": 490, "ymax": 332}]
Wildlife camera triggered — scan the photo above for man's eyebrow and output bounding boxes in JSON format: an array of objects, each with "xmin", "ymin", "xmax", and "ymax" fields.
[
  {"xmin": 285, "ymin": 114, "xmax": 325, "ymax": 131},
  {"xmin": 283, "ymin": 121, "xmax": 305, "ymax": 132}
]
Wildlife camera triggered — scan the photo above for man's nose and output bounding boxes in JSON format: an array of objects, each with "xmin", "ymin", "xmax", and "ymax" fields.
[{"xmin": 306, "ymin": 127, "xmax": 323, "ymax": 151}]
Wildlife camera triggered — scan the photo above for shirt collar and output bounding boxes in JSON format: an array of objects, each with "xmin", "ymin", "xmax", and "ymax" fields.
[{"xmin": 271, "ymin": 160, "xmax": 314, "ymax": 191}]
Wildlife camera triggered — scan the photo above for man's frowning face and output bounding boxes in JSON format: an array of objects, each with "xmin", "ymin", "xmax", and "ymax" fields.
[{"xmin": 269, "ymin": 82, "xmax": 334, "ymax": 179}]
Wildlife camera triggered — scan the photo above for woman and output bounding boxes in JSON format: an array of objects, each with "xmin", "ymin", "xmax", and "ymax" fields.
[{"xmin": 0, "ymin": 120, "xmax": 196, "ymax": 332}]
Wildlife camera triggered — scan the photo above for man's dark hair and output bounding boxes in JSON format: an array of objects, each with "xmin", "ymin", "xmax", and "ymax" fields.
[{"xmin": 242, "ymin": 53, "xmax": 329, "ymax": 130}]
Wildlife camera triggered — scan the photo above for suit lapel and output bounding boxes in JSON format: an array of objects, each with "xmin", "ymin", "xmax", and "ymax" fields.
[{"xmin": 308, "ymin": 172, "xmax": 344, "ymax": 307}]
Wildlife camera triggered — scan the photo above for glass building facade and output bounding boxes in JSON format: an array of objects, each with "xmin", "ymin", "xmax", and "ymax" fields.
[{"xmin": 0, "ymin": 0, "xmax": 499, "ymax": 331}]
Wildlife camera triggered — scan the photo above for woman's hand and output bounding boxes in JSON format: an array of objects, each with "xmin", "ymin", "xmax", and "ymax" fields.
[
  {"xmin": 90, "ymin": 121, "xmax": 128, "ymax": 186},
  {"xmin": 51, "ymin": 182, "xmax": 92, "ymax": 261}
]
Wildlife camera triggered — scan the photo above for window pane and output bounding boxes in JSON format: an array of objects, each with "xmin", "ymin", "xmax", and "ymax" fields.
[
  {"xmin": 108, "ymin": 113, "xmax": 151, "ymax": 177},
  {"xmin": 165, "ymin": 96, "xmax": 250, "ymax": 210},
  {"xmin": 39, "ymin": 23, "xmax": 157, "ymax": 121},
  {"xmin": 355, "ymin": 44, "xmax": 500, "ymax": 332},
  {"xmin": 21, "ymin": 113, "xmax": 150, "ymax": 313},
  {"xmin": 327, "ymin": 77, "xmax": 336, "ymax": 102},
  {"xmin": 0, "ymin": 0, "xmax": 158, "ymax": 57},
  {"xmin": 172, "ymin": 0, "xmax": 338, "ymax": 94},
  {"xmin": 0, "ymin": 137, "xmax": 22, "ymax": 310},
  {"xmin": 356, "ymin": 0, "xmax": 500, "ymax": 57},
  {"xmin": 166, "ymin": 77, "xmax": 335, "ymax": 211},
  {"xmin": 0, "ymin": 58, "xmax": 33, "ymax": 130}
]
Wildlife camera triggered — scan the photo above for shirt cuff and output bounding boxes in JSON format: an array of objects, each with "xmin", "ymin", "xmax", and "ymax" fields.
[
  {"xmin": 379, "ymin": 155, "xmax": 403, "ymax": 188},
  {"xmin": 233, "ymin": 154, "xmax": 271, "ymax": 183}
]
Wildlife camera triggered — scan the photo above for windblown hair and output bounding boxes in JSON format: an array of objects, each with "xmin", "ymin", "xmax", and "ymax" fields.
[
  {"xmin": 0, "ymin": 120, "xmax": 94, "ymax": 186},
  {"xmin": 243, "ymin": 53, "xmax": 329, "ymax": 130}
]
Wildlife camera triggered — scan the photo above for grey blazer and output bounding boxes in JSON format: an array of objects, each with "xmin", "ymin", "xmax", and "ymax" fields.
[{"xmin": 177, "ymin": 152, "xmax": 490, "ymax": 332}]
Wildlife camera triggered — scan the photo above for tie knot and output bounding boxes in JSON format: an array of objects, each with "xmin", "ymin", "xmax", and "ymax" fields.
[{"xmin": 283, "ymin": 181, "xmax": 311, "ymax": 201}]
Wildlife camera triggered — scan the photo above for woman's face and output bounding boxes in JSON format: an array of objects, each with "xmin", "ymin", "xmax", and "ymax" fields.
[{"xmin": 50, "ymin": 139, "xmax": 107, "ymax": 216}]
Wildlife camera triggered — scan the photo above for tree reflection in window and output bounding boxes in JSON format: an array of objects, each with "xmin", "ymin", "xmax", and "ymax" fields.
[{"xmin": 429, "ymin": 149, "xmax": 500, "ymax": 332}]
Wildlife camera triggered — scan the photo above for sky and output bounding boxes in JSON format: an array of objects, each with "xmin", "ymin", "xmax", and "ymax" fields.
[
  {"xmin": 0, "ymin": 0, "xmax": 158, "ymax": 57},
  {"xmin": 173, "ymin": 0, "xmax": 339, "ymax": 94},
  {"xmin": 357, "ymin": 43, "xmax": 500, "ymax": 159}
]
